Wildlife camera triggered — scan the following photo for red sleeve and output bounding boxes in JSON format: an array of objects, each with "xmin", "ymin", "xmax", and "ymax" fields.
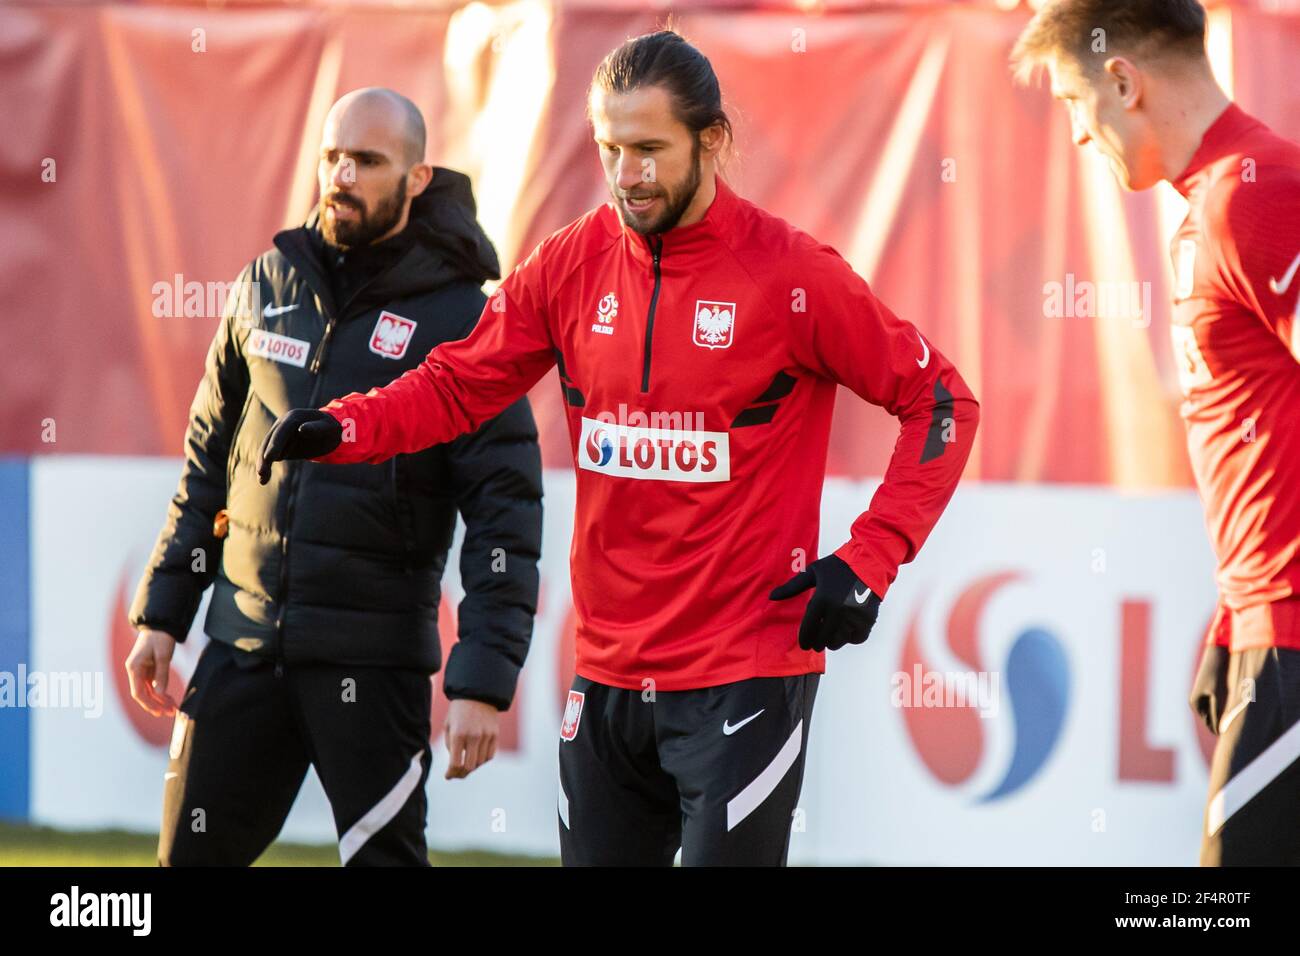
[
  {"xmin": 316, "ymin": 242, "xmax": 557, "ymax": 465},
  {"xmin": 786, "ymin": 243, "xmax": 980, "ymax": 597},
  {"xmin": 1206, "ymin": 600, "xmax": 1231, "ymax": 648},
  {"xmin": 1210, "ymin": 167, "xmax": 1300, "ymax": 362}
]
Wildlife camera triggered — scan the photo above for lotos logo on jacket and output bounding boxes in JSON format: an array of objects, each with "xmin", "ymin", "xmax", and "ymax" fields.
[
  {"xmin": 585, "ymin": 426, "xmax": 614, "ymax": 466},
  {"xmin": 692, "ymin": 300, "xmax": 736, "ymax": 350},
  {"xmin": 247, "ymin": 329, "xmax": 310, "ymax": 368},
  {"xmin": 370, "ymin": 311, "xmax": 417, "ymax": 360},
  {"xmin": 578, "ymin": 416, "xmax": 730, "ymax": 482}
]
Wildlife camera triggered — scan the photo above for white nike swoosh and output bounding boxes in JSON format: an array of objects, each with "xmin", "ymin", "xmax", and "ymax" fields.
[
  {"xmin": 1269, "ymin": 251, "xmax": 1300, "ymax": 296},
  {"xmin": 723, "ymin": 709, "xmax": 765, "ymax": 736},
  {"xmin": 916, "ymin": 332, "xmax": 930, "ymax": 369},
  {"xmin": 1218, "ymin": 697, "xmax": 1251, "ymax": 735},
  {"xmin": 163, "ymin": 772, "xmax": 178, "ymax": 781},
  {"xmin": 264, "ymin": 303, "xmax": 300, "ymax": 317},
  {"xmin": 854, "ymin": 587, "xmax": 873, "ymax": 604}
]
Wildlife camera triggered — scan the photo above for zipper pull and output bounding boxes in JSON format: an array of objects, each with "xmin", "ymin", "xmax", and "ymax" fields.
[
  {"xmin": 310, "ymin": 317, "xmax": 335, "ymax": 374},
  {"xmin": 308, "ymin": 292, "xmax": 335, "ymax": 375}
]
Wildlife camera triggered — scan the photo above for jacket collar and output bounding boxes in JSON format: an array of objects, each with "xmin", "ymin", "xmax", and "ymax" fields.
[
  {"xmin": 616, "ymin": 173, "xmax": 740, "ymax": 267},
  {"xmin": 1171, "ymin": 103, "xmax": 1262, "ymax": 197}
]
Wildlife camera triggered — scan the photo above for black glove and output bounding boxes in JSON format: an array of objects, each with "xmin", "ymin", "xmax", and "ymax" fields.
[
  {"xmin": 256, "ymin": 409, "xmax": 343, "ymax": 485},
  {"xmin": 1189, "ymin": 643, "xmax": 1231, "ymax": 736},
  {"xmin": 769, "ymin": 554, "xmax": 881, "ymax": 652}
]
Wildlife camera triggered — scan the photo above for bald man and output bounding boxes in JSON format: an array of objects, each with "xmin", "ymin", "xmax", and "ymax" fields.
[{"xmin": 126, "ymin": 88, "xmax": 543, "ymax": 866}]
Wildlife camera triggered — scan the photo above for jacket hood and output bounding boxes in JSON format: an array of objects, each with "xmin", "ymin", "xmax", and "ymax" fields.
[
  {"xmin": 396, "ymin": 166, "xmax": 501, "ymax": 286},
  {"xmin": 278, "ymin": 167, "xmax": 501, "ymax": 313}
]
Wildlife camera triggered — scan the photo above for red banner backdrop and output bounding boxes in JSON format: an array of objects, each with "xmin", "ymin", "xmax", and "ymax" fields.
[{"xmin": 2, "ymin": 1, "xmax": 1297, "ymax": 484}]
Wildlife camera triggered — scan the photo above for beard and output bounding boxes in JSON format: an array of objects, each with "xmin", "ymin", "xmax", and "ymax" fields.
[
  {"xmin": 613, "ymin": 137, "xmax": 702, "ymax": 236},
  {"xmin": 319, "ymin": 176, "xmax": 407, "ymax": 248}
]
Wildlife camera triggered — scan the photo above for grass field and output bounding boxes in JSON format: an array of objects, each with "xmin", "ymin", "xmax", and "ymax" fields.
[{"xmin": 0, "ymin": 823, "xmax": 557, "ymax": 866}]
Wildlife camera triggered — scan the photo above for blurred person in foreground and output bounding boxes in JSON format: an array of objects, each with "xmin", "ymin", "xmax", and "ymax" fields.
[
  {"xmin": 259, "ymin": 32, "xmax": 979, "ymax": 866},
  {"xmin": 125, "ymin": 88, "xmax": 543, "ymax": 866},
  {"xmin": 1014, "ymin": 0, "xmax": 1300, "ymax": 865}
]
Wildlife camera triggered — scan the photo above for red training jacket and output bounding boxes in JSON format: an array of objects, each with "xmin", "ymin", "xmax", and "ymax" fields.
[{"xmin": 317, "ymin": 174, "xmax": 980, "ymax": 689}]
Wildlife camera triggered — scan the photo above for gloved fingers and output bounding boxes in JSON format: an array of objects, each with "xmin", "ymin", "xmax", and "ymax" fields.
[
  {"xmin": 820, "ymin": 606, "xmax": 877, "ymax": 651},
  {"xmin": 299, "ymin": 416, "xmax": 342, "ymax": 456},
  {"xmin": 1188, "ymin": 645, "xmax": 1230, "ymax": 735},
  {"xmin": 822, "ymin": 622, "xmax": 850, "ymax": 652},
  {"xmin": 825, "ymin": 616, "xmax": 859, "ymax": 651},
  {"xmin": 1193, "ymin": 694, "xmax": 1217, "ymax": 736},
  {"xmin": 1192, "ymin": 688, "xmax": 1224, "ymax": 736},
  {"xmin": 797, "ymin": 600, "xmax": 827, "ymax": 651},
  {"xmin": 770, "ymin": 569, "xmax": 817, "ymax": 601},
  {"xmin": 256, "ymin": 417, "xmax": 292, "ymax": 485}
]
